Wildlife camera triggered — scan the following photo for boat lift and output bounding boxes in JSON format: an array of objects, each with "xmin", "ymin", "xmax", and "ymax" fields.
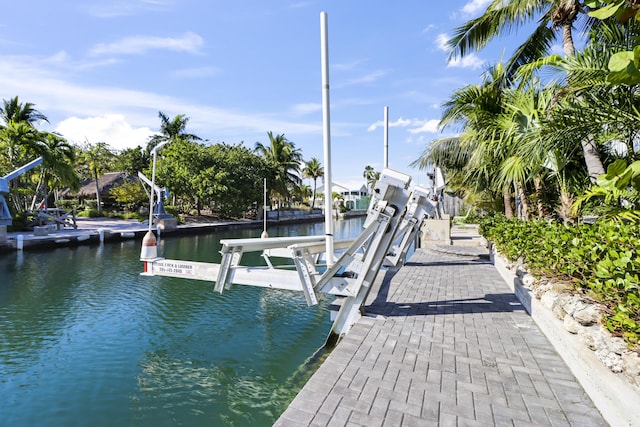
[
  {"xmin": 141, "ymin": 168, "xmax": 435, "ymax": 342},
  {"xmin": 138, "ymin": 171, "xmax": 171, "ymax": 218},
  {"xmin": 383, "ymin": 185, "xmax": 435, "ymax": 268},
  {"xmin": 0, "ymin": 157, "xmax": 44, "ymax": 226}
]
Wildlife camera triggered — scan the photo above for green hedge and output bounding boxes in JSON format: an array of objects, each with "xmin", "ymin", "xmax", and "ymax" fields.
[
  {"xmin": 480, "ymin": 215, "xmax": 640, "ymax": 347},
  {"xmin": 76, "ymin": 209, "xmax": 101, "ymax": 218}
]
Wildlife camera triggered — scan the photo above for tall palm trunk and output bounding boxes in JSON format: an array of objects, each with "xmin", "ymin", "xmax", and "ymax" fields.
[
  {"xmin": 558, "ymin": 189, "xmax": 576, "ymax": 225},
  {"xmin": 562, "ymin": 21, "xmax": 605, "ymax": 182},
  {"xmin": 533, "ymin": 176, "xmax": 545, "ymax": 218},
  {"xmin": 503, "ymin": 186, "xmax": 514, "ymax": 218},
  {"xmin": 515, "ymin": 181, "xmax": 529, "ymax": 221},
  {"xmin": 581, "ymin": 136, "xmax": 606, "ymax": 183},
  {"xmin": 30, "ymin": 169, "xmax": 45, "ymax": 210},
  {"xmin": 311, "ymin": 178, "xmax": 317, "ymax": 209},
  {"xmin": 93, "ymin": 165, "xmax": 102, "ymax": 214},
  {"xmin": 562, "ymin": 22, "xmax": 575, "ymax": 57}
]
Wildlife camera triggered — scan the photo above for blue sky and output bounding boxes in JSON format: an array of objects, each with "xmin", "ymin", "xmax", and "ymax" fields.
[{"xmin": 1, "ymin": 0, "xmax": 548, "ymax": 189}]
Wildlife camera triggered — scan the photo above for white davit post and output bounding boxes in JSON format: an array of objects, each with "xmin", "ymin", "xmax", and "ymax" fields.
[{"xmin": 320, "ymin": 11, "xmax": 334, "ymax": 267}]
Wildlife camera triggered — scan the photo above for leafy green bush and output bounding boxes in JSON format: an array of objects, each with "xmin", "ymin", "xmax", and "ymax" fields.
[
  {"xmin": 55, "ymin": 199, "xmax": 79, "ymax": 211},
  {"xmin": 83, "ymin": 200, "xmax": 99, "ymax": 210},
  {"xmin": 9, "ymin": 211, "xmax": 33, "ymax": 231},
  {"xmin": 109, "ymin": 179, "xmax": 147, "ymax": 212},
  {"xmin": 480, "ymin": 215, "xmax": 640, "ymax": 347},
  {"xmin": 120, "ymin": 212, "xmax": 145, "ymax": 221},
  {"xmin": 572, "ymin": 159, "xmax": 640, "ymax": 223},
  {"xmin": 164, "ymin": 205, "xmax": 180, "ymax": 216},
  {"xmin": 77, "ymin": 209, "xmax": 100, "ymax": 218}
]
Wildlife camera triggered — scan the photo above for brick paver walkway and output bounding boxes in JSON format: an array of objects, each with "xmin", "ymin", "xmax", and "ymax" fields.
[{"xmin": 275, "ymin": 248, "xmax": 606, "ymax": 426}]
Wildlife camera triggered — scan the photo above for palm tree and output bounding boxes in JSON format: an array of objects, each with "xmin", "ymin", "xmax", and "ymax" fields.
[
  {"xmin": 413, "ymin": 62, "xmax": 572, "ymax": 218},
  {"xmin": 254, "ymin": 131, "xmax": 302, "ymax": 207},
  {"xmin": 302, "ymin": 157, "xmax": 324, "ymax": 209},
  {"xmin": 147, "ymin": 111, "xmax": 201, "ymax": 152},
  {"xmin": 447, "ymin": 0, "xmax": 586, "ymax": 75},
  {"xmin": 527, "ymin": 20, "xmax": 640, "ymax": 155},
  {"xmin": 0, "ymin": 97, "xmax": 50, "ymax": 213},
  {"xmin": 446, "ymin": 0, "xmax": 605, "ymax": 181},
  {"xmin": 29, "ymin": 132, "xmax": 80, "ymax": 209},
  {"xmin": 78, "ymin": 142, "xmax": 114, "ymax": 214},
  {"xmin": 0, "ymin": 121, "xmax": 42, "ymax": 166},
  {"xmin": 363, "ymin": 165, "xmax": 380, "ymax": 193},
  {"xmin": 0, "ymin": 96, "xmax": 47, "ymax": 127},
  {"xmin": 294, "ymin": 184, "xmax": 313, "ymax": 206},
  {"xmin": 0, "ymin": 96, "xmax": 48, "ymax": 166},
  {"xmin": 519, "ymin": 20, "xmax": 640, "ymax": 217},
  {"xmin": 442, "ymin": 62, "xmax": 516, "ymax": 217},
  {"xmin": 489, "ymin": 83, "xmax": 557, "ymax": 220}
]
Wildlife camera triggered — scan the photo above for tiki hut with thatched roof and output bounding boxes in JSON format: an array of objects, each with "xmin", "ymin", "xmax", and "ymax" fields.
[{"xmin": 62, "ymin": 172, "xmax": 138, "ymax": 209}]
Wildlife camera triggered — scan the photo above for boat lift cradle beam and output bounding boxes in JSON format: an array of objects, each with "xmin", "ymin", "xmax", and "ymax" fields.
[
  {"xmin": 383, "ymin": 185, "xmax": 435, "ymax": 268},
  {"xmin": 141, "ymin": 168, "xmax": 432, "ymax": 339}
]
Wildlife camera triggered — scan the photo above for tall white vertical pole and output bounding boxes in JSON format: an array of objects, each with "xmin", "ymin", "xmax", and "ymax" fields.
[
  {"xmin": 261, "ymin": 178, "xmax": 269, "ymax": 238},
  {"xmin": 320, "ymin": 11, "xmax": 334, "ymax": 266},
  {"xmin": 148, "ymin": 149, "xmax": 157, "ymax": 234},
  {"xmin": 384, "ymin": 106, "xmax": 389, "ymax": 169}
]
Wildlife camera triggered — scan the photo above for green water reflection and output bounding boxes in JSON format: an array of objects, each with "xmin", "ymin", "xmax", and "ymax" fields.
[{"xmin": 0, "ymin": 218, "xmax": 364, "ymax": 426}]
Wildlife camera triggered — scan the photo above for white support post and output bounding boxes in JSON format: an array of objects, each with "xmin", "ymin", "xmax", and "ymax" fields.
[
  {"xmin": 384, "ymin": 106, "xmax": 389, "ymax": 169},
  {"xmin": 320, "ymin": 11, "xmax": 334, "ymax": 266},
  {"xmin": 262, "ymin": 178, "xmax": 268, "ymax": 238}
]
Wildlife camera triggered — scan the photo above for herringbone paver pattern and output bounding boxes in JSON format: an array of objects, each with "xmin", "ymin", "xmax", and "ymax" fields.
[{"xmin": 274, "ymin": 249, "xmax": 606, "ymax": 427}]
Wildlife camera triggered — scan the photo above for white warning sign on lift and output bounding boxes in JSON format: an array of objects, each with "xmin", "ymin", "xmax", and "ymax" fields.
[{"xmin": 155, "ymin": 260, "xmax": 195, "ymax": 276}]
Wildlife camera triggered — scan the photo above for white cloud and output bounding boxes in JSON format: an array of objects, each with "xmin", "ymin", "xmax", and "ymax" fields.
[
  {"xmin": 170, "ymin": 66, "xmax": 220, "ymax": 79},
  {"xmin": 44, "ymin": 50, "xmax": 121, "ymax": 70},
  {"xmin": 45, "ymin": 51, "xmax": 69, "ymax": 64},
  {"xmin": 86, "ymin": 0, "xmax": 173, "ymax": 18},
  {"xmin": 461, "ymin": 0, "xmax": 492, "ymax": 17},
  {"xmin": 292, "ymin": 103, "xmax": 321, "ymax": 116},
  {"xmin": 435, "ymin": 33, "xmax": 450, "ymax": 52},
  {"xmin": 422, "ymin": 24, "xmax": 436, "ymax": 34},
  {"xmin": 0, "ymin": 54, "xmax": 322, "ymax": 151},
  {"xmin": 55, "ymin": 114, "xmax": 155, "ymax": 151},
  {"xmin": 406, "ymin": 134, "xmax": 430, "ymax": 145},
  {"xmin": 367, "ymin": 117, "xmax": 412, "ymax": 132},
  {"xmin": 333, "ymin": 60, "xmax": 365, "ymax": 71},
  {"xmin": 340, "ymin": 70, "xmax": 388, "ymax": 87},
  {"xmin": 90, "ymin": 32, "xmax": 204, "ymax": 56},
  {"xmin": 288, "ymin": 2, "xmax": 313, "ymax": 9},
  {"xmin": 447, "ymin": 53, "xmax": 485, "ymax": 70},
  {"xmin": 408, "ymin": 119, "xmax": 440, "ymax": 134}
]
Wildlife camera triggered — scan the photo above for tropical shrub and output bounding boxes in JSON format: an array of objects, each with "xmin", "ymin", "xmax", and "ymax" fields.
[
  {"xmin": 109, "ymin": 178, "xmax": 147, "ymax": 212},
  {"xmin": 572, "ymin": 160, "xmax": 640, "ymax": 223},
  {"xmin": 480, "ymin": 215, "xmax": 640, "ymax": 347},
  {"xmin": 55, "ymin": 199, "xmax": 79, "ymax": 211},
  {"xmin": 77, "ymin": 208, "xmax": 100, "ymax": 218}
]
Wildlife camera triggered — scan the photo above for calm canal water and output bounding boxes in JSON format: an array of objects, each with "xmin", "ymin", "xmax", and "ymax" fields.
[{"xmin": 0, "ymin": 217, "xmax": 365, "ymax": 427}]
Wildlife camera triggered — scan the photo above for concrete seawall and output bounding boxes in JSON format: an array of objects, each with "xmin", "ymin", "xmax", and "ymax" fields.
[{"xmin": 0, "ymin": 213, "xmax": 341, "ymax": 253}]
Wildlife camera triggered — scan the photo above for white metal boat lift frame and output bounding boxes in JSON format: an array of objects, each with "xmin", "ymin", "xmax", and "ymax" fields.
[
  {"xmin": 141, "ymin": 168, "xmax": 434, "ymax": 342},
  {"xmin": 139, "ymin": 13, "xmax": 440, "ymax": 344}
]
